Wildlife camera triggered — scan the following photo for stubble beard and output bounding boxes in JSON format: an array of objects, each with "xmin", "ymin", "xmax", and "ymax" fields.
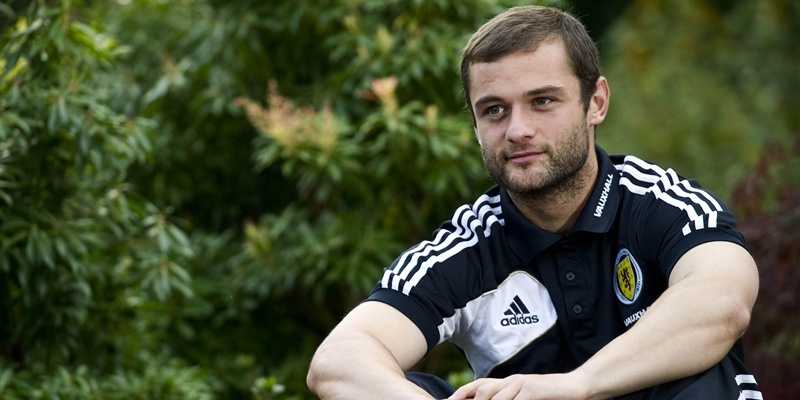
[{"xmin": 481, "ymin": 121, "xmax": 592, "ymax": 207}]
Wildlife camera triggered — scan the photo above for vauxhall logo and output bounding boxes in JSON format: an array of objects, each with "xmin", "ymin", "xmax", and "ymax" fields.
[
  {"xmin": 593, "ymin": 173, "xmax": 614, "ymax": 218},
  {"xmin": 500, "ymin": 295, "xmax": 540, "ymax": 326}
]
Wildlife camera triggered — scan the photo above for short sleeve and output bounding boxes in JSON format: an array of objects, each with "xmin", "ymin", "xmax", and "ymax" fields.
[
  {"xmin": 633, "ymin": 173, "xmax": 746, "ymax": 278},
  {"xmin": 367, "ymin": 193, "xmax": 506, "ymax": 352}
]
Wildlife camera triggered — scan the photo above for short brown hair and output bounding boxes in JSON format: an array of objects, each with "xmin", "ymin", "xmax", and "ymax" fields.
[{"xmin": 460, "ymin": 6, "xmax": 600, "ymax": 125}]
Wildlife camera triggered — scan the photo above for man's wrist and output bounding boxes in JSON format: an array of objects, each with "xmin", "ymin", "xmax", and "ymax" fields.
[{"xmin": 566, "ymin": 367, "xmax": 602, "ymax": 400}]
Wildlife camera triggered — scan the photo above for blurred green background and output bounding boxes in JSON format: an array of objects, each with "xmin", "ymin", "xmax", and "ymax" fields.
[{"xmin": 1, "ymin": 0, "xmax": 798, "ymax": 398}]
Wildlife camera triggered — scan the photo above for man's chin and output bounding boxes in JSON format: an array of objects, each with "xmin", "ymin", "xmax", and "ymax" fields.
[{"xmin": 501, "ymin": 177, "xmax": 548, "ymax": 195}]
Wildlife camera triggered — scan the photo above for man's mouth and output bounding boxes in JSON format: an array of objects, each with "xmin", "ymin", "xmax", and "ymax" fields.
[{"xmin": 507, "ymin": 150, "xmax": 544, "ymax": 164}]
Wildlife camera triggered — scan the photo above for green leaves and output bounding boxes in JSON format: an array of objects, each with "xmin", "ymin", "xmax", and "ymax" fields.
[
  {"xmin": 0, "ymin": 0, "xmax": 574, "ymax": 396},
  {"xmin": 600, "ymin": 0, "xmax": 800, "ymax": 197},
  {"xmin": 11, "ymin": 0, "xmax": 799, "ymax": 398},
  {"xmin": 0, "ymin": 359, "xmax": 215, "ymax": 400},
  {"xmin": 0, "ymin": 0, "xmax": 200, "ymax": 393}
]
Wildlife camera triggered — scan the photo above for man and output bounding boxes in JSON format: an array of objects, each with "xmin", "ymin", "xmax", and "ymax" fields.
[{"xmin": 307, "ymin": 5, "xmax": 762, "ymax": 400}]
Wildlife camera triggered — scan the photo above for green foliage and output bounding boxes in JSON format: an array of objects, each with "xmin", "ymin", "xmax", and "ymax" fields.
[
  {"xmin": 600, "ymin": 0, "xmax": 800, "ymax": 197},
  {"xmin": 730, "ymin": 136, "xmax": 800, "ymax": 399},
  {"xmin": 0, "ymin": 0, "xmax": 190, "ymax": 360},
  {"xmin": 0, "ymin": 357, "xmax": 215, "ymax": 399},
  {"xmin": 0, "ymin": 0, "xmax": 557, "ymax": 397},
  {"xmin": 0, "ymin": 0, "xmax": 213, "ymax": 397},
  {"xmin": 1, "ymin": 0, "xmax": 797, "ymax": 397}
]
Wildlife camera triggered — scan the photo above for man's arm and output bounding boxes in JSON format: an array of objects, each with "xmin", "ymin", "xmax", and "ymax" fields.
[
  {"xmin": 575, "ymin": 241, "xmax": 759, "ymax": 398},
  {"xmin": 307, "ymin": 301, "xmax": 435, "ymax": 400},
  {"xmin": 449, "ymin": 241, "xmax": 759, "ymax": 400}
]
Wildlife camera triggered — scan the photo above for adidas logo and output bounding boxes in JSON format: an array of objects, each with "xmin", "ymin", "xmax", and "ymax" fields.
[{"xmin": 500, "ymin": 295, "xmax": 540, "ymax": 326}]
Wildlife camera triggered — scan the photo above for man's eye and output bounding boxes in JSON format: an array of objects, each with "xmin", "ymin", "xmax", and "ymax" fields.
[
  {"xmin": 487, "ymin": 105, "xmax": 504, "ymax": 115},
  {"xmin": 534, "ymin": 98, "xmax": 552, "ymax": 106}
]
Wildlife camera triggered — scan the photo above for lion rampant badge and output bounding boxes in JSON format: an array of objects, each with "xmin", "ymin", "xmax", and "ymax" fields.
[{"xmin": 614, "ymin": 248, "xmax": 642, "ymax": 304}]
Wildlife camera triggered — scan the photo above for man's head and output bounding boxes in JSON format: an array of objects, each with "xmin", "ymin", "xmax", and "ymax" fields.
[{"xmin": 460, "ymin": 6, "xmax": 600, "ymax": 126}]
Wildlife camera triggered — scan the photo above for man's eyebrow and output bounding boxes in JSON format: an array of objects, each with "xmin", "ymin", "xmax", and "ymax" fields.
[
  {"xmin": 473, "ymin": 86, "xmax": 568, "ymax": 109},
  {"xmin": 473, "ymin": 95, "xmax": 503, "ymax": 109},
  {"xmin": 526, "ymin": 85, "xmax": 567, "ymax": 97}
]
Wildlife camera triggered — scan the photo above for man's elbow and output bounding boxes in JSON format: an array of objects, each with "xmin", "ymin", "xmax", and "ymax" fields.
[
  {"xmin": 728, "ymin": 298, "xmax": 753, "ymax": 339},
  {"xmin": 307, "ymin": 336, "xmax": 354, "ymax": 396},
  {"xmin": 306, "ymin": 359, "xmax": 319, "ymax": 394},
  {"xmin": 730, "ymin": 270, "xmax": 759, "ymax": 339},
  {"xmin": 718, "ymin": 250, "xmax": 759, "ymax": 341},
  {"xmin": 306, "ymin": 349, "xmax": 328, "ymax": 395}
]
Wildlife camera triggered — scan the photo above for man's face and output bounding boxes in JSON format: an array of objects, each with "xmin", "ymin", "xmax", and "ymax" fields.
[{"xmin": 468, "ymin": 41, "xmax": 595, "ymax": 196}]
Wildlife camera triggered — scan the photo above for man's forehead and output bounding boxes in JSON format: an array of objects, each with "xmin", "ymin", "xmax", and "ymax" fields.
[
  {"xmin": 468, "ymin": 37, "xmax": 566, "ymax": 66},
  {"xmin": 468, "ymin": 43, "xmax": 576, "ymax": 94}
]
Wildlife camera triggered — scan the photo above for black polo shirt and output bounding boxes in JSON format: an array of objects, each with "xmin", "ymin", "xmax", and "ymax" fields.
[{"xmin": 368, "ymin": 145, "xmax": 747, "ymax": 379}]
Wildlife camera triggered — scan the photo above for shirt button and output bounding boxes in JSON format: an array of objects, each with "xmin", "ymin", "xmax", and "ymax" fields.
[
  {"xmin": 572, "ymin": 304, "xmax": 583, "ymax": 314},
  {"xmin": 565, "ymin": 272, "xmax": 576, "ymax": 281}
]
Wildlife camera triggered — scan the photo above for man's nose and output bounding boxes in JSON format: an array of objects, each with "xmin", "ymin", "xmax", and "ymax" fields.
[{"xmin": 505, "ymin": 108, "xmax": 536, "ymax": 142}]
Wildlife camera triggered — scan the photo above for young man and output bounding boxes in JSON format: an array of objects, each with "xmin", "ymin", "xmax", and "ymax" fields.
[{"xmin": 307, "ymin": 6, "xmax": 762, "ymax": 400}]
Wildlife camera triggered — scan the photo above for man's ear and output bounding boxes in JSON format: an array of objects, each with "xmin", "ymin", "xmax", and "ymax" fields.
[{"xmin": 588, "ymin": 76, "xmax": 610, "ymax": 126}]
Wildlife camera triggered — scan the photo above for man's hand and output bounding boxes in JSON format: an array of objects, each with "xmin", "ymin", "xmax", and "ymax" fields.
[{"xmin": 447, "ymin": 373, "xmax": 593, "ymax": 400}]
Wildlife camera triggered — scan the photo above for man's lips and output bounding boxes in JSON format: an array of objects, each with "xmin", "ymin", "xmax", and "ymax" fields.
[{"xmin": 507, "ymin": 150, "xmax": 544, "ymax": 164}]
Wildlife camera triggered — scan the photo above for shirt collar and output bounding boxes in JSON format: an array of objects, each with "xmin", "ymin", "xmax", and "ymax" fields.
[
  {"xmin": 501, "ymin": 187, "xmax": 562, "ymax": 265},
  {"xmin": 501, "ymin": 145, "xmax": 620, "ymax": 264},
  {"xmin": 572, "ymin": 145, "xmax": 620, "ymax": 234}
]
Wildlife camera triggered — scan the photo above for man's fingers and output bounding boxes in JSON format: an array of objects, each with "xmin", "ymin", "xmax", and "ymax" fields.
[
  {"xmin": 449, "ymin": 376, "xmax": 530, "ymax": 400},
  {"xmin": 490, "ymin": 382, "xmax": 522, "ymax": 400},
  {"xmin": 447, "ymin": 382, "xmax": 477, "ymax": 399},
  {"xmin": 448, "ymin": 378, "xmax": 496, "ymax": 400}
]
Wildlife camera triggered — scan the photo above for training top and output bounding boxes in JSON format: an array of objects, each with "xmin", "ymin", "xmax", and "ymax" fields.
[{"xmin": 368, "ymin": 145, "xmax": 749, "ymax": 379}]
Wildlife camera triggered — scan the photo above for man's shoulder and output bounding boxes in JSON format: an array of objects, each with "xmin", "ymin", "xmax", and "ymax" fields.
[
  {"xmin": 610, "ymin": 153, "xmax": 671, "ymax": 194},
  {"xmin": 609, "ymin": 153, "xmax": 715, "ymax": 200},
  {"xmin": 608, "ymin": 152, "xmax": 735, "ymax": 239},
  {"xmin": 439, "ymin": 186, "xmax": 505, "ymax": 234},
  {"xmin": 389, "ymin": 186, "xmax": 508, "ymax": 280}
]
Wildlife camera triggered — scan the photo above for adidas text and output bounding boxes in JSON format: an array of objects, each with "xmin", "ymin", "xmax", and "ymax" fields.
[{"xmin": 500, "ymin": 314, "xmax": 540, "ymax": 326}]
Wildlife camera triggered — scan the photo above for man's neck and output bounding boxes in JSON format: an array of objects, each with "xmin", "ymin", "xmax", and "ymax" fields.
[{"xmin": 509, "ymin": 154, "xmax": 599, "ymax": 236}]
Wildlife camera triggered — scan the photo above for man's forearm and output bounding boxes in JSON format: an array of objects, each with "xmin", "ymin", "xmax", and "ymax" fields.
[
  {"xmin": 307, "ymin": 331, "xmax": 434, "ymax": 399},
  {"xmin": 574, "ymin": 286, "xmax": 745, "ymax": 398},
  {"xmin": 307, "ymin": 300, "xmax": 439, "ymax": 400}
]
